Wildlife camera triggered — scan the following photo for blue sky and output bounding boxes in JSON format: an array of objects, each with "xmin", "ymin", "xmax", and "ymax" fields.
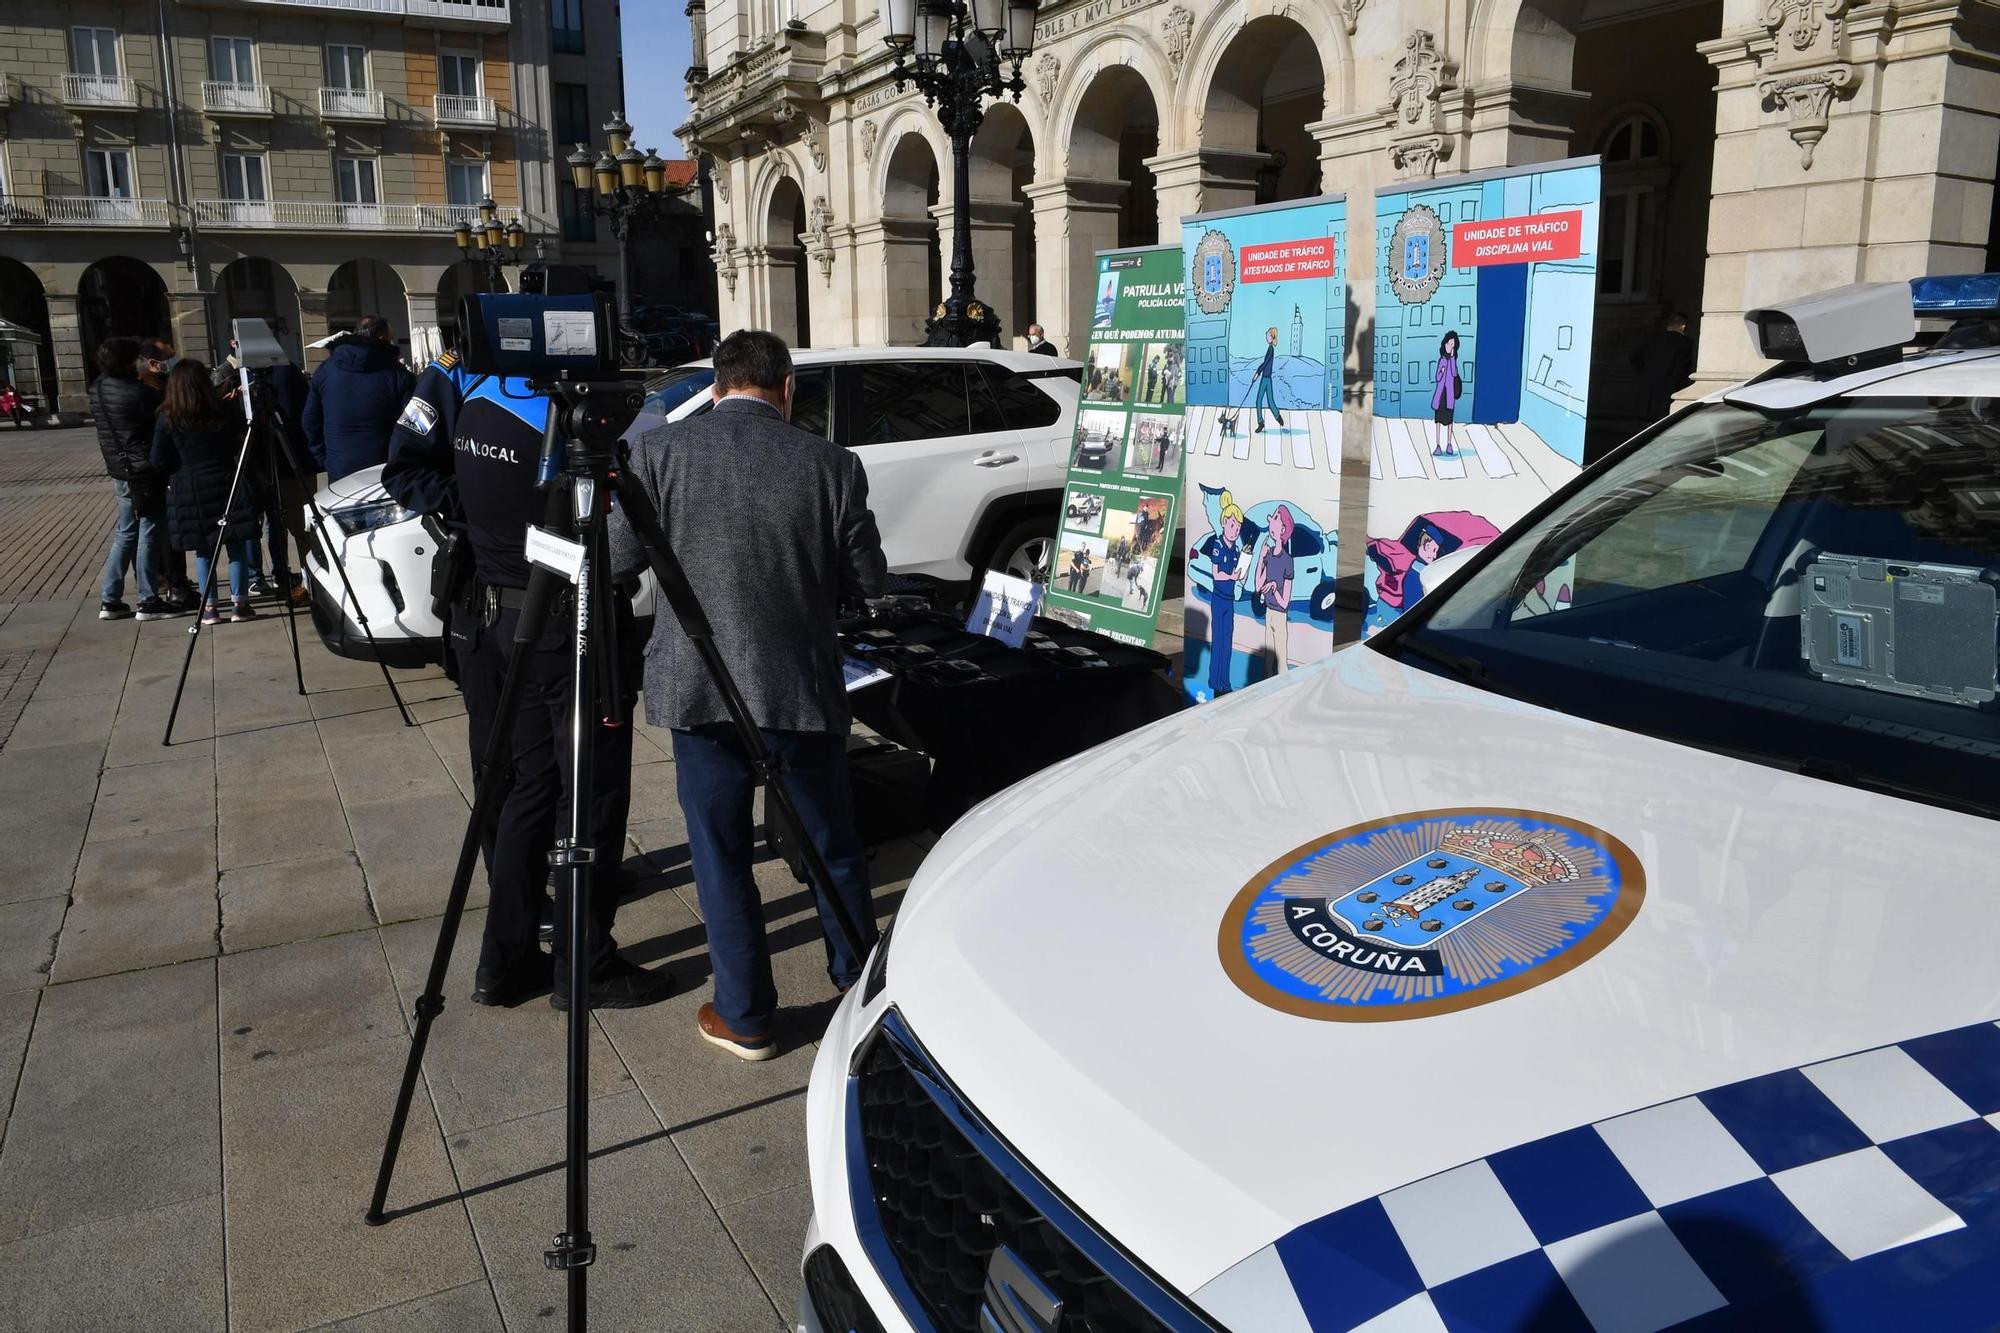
[{"xmin": 621, "ymin": 4, "xmax": 696, "ymax": 156}]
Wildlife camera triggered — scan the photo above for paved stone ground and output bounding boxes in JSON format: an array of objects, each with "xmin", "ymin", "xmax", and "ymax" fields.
[{"xmin": 0, "ymin": 428, "xmax": 930, "ymax": 1331}]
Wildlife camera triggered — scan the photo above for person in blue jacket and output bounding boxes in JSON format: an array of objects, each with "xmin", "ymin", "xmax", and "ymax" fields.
[{"xmin": 303, "ymin": 316, "xmax": 416, "ymax": 483}]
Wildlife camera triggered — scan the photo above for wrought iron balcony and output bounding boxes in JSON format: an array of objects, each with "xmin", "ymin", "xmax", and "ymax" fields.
[
  {"xmin": 0, "ymin": 196, "xmax": 174, "ymax": 226},
  {"xmin": 190, "ymin": 198, "xmax": 530, "ymax": 231},
  {"xmin": 319, "ymin": 87, "xmax": 387, "ymax": 119},
  {"xmin": 210, "ymin": 0, "xmax": 511, "ymax": 25},
  {"xmin": 433, "ymin": 93, "xmax": 497, "ymax": 127},
  {"xmin": 61, "ymin": 74, "xmax": 139, "ymax": 109},
  {"xmin": 202, "ymin": 80, "xmax": 273, "ymax": 115}
]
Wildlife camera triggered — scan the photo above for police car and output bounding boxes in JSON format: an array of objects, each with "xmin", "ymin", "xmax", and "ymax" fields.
[
  {"xmin": 798, "ymin": 278, "xmax": 2000, "ymax": 1332},
  {"xmin": 303, "ymin": 346, "xmax": 1079, "ymax": 664}
]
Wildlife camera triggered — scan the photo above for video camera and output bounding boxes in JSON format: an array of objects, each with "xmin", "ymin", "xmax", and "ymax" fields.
[{"xmin": 457, "ymin": 291, "xmax": 622, "ymax": 381}]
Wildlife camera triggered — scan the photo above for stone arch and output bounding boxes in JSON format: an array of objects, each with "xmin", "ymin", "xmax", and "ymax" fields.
[
  {"xmin": 215, "ymin": 257, "xmax": 306, "ymax": 365},
  {"xmin": 762, "ymin": 174, "xmax": 811, "ymax": 347},
  {"xmin": 1181, "ymin": 0, "xmax": 1351, "ymax": 133},
  {"xmin": 1046, "ymin": 31, "xmax": 1175, "ymax": 177},
  {"xmin": 1465, "ymin": 0, "xmax": 1588, "ymax": 95},
  {"xmin": 0, "ymin": 257, "xmax": 58, "ymax": 410},
  {"xmin": 1070, "ymin": 64, "xmax": 1162, "ymax": 247},
  {"xmin": 747, "ymin": 150, "xmax": 808, "ymax": 248},
  {"xmin": 879, "ymin": 128, "xmax": 943, "ymax": 343},
  {"xmin": 77, "ymin": 256, "xmax": 171, "ymax": 383},
  {"xmin": 1193, "ymin": 14, "xmax": 1328, "ymax": 203},
  {"xmin": 871, "ymin": 108, "xmax": 950, "ymax": 210},
  {"xmin": 968, "ymin": 100, "xmax": 1038, "ymax": 338},
  {"xmin": 328, "ymin": 260, "xmax": 412, "ymax": 362}
]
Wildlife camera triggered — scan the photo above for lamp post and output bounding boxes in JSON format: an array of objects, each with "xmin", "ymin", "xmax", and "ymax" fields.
[
  {"xmin": 881, "ymin": 0, "xmax": 1040, "ymax": 347},
  {"xmin": 568, "ymin": 113, "xmax": 677, "ymax": 362},
  {"xmin": 450, "ymin": 195, "xmax": 543, "ymax": 291}
]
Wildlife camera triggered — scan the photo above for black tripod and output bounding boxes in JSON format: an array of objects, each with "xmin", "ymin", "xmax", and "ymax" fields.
[
  {"xmin": 364, "ymin": 375, "xmax": 875, "ymax": 1333},
  {"xmin": 162, "ymin": 370, "xmax": 414, "ymax": 745}
]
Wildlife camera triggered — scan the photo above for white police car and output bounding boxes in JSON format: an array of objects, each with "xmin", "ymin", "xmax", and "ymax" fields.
[{"xmin": 798, "ymin": 278, "xmax": 2000, "ymax": 1332}]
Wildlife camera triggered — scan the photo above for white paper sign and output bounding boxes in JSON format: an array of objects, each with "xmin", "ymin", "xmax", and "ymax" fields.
[
  {"xmin": 965, "ymin": 571, "xmax": 1043, "ymax": 648},
  {"xmin": 544, "ymin": 310, "xmax": 599, "ymax": 357},
  {"xmin": 524, "ymin": 525, "xmax": 585, "ymax": 583},
  {"xmin": 843, "ymin": 657, "xmax": 892, "ymax": 693}
]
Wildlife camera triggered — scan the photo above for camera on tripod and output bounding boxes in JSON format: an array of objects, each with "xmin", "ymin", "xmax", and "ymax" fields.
[{"xmin": 457, "ymin": 291, "xmax": 621, "ymax": 381}]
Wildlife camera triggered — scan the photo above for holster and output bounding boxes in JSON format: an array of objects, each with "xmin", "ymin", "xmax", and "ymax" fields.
[{"xmin": 428, "ymin": 518, "xmax": 478, "ymax": 623}]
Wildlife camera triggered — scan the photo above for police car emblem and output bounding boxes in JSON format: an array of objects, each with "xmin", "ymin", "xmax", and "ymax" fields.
[
  {"xmin": 1219, "ymin": 809, "xmax": 1643, "ymax": 1021},
  {"xmin": 398, "ymin": 397, "xmax": 438, "ymax": 436}
]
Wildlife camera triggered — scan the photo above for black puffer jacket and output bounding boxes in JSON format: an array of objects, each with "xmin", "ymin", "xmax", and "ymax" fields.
[
  {"xmin": 89, "ymin": 373, "xmax": 163, "ymax": 483},
  {"xmin": 151, "ymin": 415, "xmax": 260, "ymax": 552}
]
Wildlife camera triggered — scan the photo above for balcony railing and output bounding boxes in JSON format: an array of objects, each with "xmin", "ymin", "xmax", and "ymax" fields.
[
  {"xmin": 202, "ymin": 80, "xmax": 273, "ymax": 115},
  {"xmin": 432, "ymin": 93, "xmax": 496, "ymax": 127},
  {"xmin": 228, "ymin": 0, "xmax": 510, "ymax": 23},
  {"xmin": 191, "ymin": 199, "xmax": 528, "ymax": 231},
  {"xmin": 318, "ymin": 86, "xmax": 386, "ymax": 119},
  {"xmin": 0, "ymin": 196, "xmax": 174, "ymax": 226},
  {"xmin": 62, "ymin": 74, "xmax": 139, "ymax": 108}
]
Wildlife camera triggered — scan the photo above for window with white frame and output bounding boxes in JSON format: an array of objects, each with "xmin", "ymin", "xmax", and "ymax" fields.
[
  {"xmin": 70, "ymin": 28, "xmax": 119, "ymax": 78},
  {"xmin": 325, "ymin": 44, "xmax": 369, "ymax": 89},
  {"xmin": 335, "ymin": 156, "xmax": 379, "ymax": 205},
  {"xmin": 211, "ymin": 37, "xmax": 256, "ymax": 84},
  {"xmin": 221, "ymin": 152, "xmax": 267, "ymax": 201},
  {"xmin": 84, "ymin": 147, "xmax": 133, "ymax": 197},
  {"xmin": 446, "ymin": 160, "xmax": 488, "ymax": 207},
  {"xmin": 438, "ymin": 52, "xmax": 482, "ymax": 98}
]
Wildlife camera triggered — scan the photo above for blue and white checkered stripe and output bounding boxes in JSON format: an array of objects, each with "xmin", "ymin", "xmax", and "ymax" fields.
[{"xmin": 1251, "ymin": 1020, "xmax": 2000, "ymax": 1332}]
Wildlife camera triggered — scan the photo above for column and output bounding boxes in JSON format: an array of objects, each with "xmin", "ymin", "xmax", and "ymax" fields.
[
  {"xmin": 295, "ymin": 290, "xmax": 332, "ymax": 370},
  {"xmin": 1023, "ymin": 178, "xmax": 1126, "ymax": 357},
  {"xmin": 1144, "ymin": 148, "xmax": 1266, "ymax": 243}
]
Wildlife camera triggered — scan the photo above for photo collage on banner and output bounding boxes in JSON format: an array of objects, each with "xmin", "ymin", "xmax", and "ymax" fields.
[
  {"xmin": 1368, "ymin": 157, "xmax": 1602, "ymax": 635},
  {"xmin": 1043, "ymin": 246, "xmax": 1186, "ymax": 647},
  {"xmin": 1179, "ymin": 195, "xmax": 1348, "ymax": 704}
]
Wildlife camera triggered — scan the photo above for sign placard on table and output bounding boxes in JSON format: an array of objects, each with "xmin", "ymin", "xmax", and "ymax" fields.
[
  {"xmin": 1367, "ymin": 157, "xmax": 1601, "ymax": 635},
  {"xmin": 1178, "ymin": 194, "xmax": 1348, "ymax": 704},
  {"xmin": 1042, "ymin": 245, "xmax": 1186, "ymax": 648}
]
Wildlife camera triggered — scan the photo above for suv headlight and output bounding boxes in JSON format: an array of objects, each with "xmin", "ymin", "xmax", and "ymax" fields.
[{"xmin": 332, "ymin": 499, "xmax": 418, "ymax": 536}]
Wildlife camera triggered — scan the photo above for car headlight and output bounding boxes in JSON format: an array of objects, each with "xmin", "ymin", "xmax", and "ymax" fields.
[{"xmin": 332, "ymin": 499, "xmax": 418, "ymax": 536}]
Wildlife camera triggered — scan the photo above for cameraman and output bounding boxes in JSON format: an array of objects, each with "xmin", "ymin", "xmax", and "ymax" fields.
[{"xmin": 381, "ymin": 331, "xmax": 668, "ymax": 1012}]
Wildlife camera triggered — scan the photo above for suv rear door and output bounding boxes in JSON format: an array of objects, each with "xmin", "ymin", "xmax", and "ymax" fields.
[{"xmin": 837, "ymin": 359, "xmax": 1036, "ymax": 579}]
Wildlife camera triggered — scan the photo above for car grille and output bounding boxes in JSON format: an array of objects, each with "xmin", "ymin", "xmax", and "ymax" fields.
[
  {"xmin": 852, "ymin": 1017, "xmax": 1187, "ymax": 1333},
  {"xmin": 805, "ymin": 1244, "xmax": 886, "ymax": 1333}
]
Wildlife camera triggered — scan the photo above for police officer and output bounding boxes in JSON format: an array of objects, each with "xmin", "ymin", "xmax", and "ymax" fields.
[{"xmin": 382, "ymin": 338, "xmax": 669, "ymax": 1011}]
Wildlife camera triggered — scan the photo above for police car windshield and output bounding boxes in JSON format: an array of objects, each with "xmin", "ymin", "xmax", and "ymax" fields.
[
  {"xmin": 644, "ymin": 368, "xmax": 715, "ymax": 417},
  {"xmin": 1386, "ymin": 395, "xmax": 2000, "ymax": 820}
]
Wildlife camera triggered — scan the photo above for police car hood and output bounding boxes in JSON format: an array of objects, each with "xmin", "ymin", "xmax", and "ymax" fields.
[
  {"xmin": 321, "ymin": 464, "xmax": 389, "ymax": 505},
  {"xmin": 882, "ymin": 642, "xmax": 2000, "ymax": 1301}
]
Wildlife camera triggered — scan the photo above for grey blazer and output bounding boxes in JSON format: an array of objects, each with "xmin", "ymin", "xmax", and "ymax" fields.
[{"xmin": 608, "ymin": 396, "xmax": 887, "ymax": 734}]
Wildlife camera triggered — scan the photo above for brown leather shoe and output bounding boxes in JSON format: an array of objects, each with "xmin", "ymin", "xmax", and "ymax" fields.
[{"xmin": 697, "ymin": 1002, "xmax": 776, "ymax": 1062}]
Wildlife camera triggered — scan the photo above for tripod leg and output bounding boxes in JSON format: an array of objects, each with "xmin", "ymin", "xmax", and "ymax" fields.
[
  {"xmin": 605, "ymin": 467, "xmax": 873, "ymax": 964},
  {"xmin": 164, "ymin": 419, "xmax": 259, "ymax": 747},
  {"xmin": 364, "ymin": 569, "xmax": 564, "ymax": 1224},
  {"xmin": 263, "ymin": 425, "xmax": 307, "ymax": 698}
]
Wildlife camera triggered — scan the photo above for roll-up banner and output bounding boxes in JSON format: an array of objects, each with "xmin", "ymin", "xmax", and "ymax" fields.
[
  {"xmin": 1042, "ymin": 245, "xmax": 1187, "ymax": 648},
  {"xmin": 1179, "ymin": 194, "xmax": 1349, "ymax": 704},
  {"xmin": 1367, "ymin": 156, "xmax": 1602, "ymax": 635}
]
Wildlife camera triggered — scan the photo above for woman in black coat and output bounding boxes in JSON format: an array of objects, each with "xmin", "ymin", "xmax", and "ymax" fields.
[{"xmin": 151, "ymin": 361, "xmax": 261, "ymax": 624}]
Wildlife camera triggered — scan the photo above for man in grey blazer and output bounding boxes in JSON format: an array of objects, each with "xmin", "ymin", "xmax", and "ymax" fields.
[{"xmin": 609, "ymin": 330, "xmax": 886, "ymax": 1060}]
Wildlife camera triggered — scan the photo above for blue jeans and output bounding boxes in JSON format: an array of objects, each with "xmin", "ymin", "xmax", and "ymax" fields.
[
  {"xmin": 671, "ymin": 724, "xmax": 879, "ymax": 1036},
  {"xmin": 99, "ymin": 480, "xmax": 162, "ymax": 604},
  {"xmin": 1254, "ymin": 375, "xmax": 1282, "ymax": 425},
  {"xmin": 196, "ymin": 539, "xmax": 256, "ymax": 603}
]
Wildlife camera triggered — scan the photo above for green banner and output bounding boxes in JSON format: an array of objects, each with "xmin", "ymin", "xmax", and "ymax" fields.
[{"xmin": 1042, "ymin": 246, "xmax": 1186, "ymax": 647}]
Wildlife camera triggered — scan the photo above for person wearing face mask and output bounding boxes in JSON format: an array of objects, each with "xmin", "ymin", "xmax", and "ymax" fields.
[{"xmin": 608, "ymin": 329, "xmax": 885, "ymax": 1062}]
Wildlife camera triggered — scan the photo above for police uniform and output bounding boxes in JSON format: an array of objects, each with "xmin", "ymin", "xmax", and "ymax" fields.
[{"xmin": 382, "ymin": 351, "xmax": 636, "ymax": 996}]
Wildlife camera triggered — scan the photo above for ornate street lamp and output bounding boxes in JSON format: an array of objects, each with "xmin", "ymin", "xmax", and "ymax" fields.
[
  {"xmin": 569, "ymin": 112, "xmax": 680, "ymax": 363},
  {"xmin": 883, "ymin": 0, "xmax": 1039, "ymax": 346},
  {"xmin": 451, "ymin": 195, "xmax": 544, "ymax": 291}
]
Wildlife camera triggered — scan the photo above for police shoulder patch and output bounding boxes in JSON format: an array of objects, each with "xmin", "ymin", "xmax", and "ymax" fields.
[
  {"xmin": 398, "ymin": 396, "xmax": 439, "ymax": 435},
  {"xmin": 1220, "ymin": 808, "xmax": 1643, "ymax": 1021},
  {"xmin": 434, "ymin": 350, "xmax": 458, "ymax": 370}
]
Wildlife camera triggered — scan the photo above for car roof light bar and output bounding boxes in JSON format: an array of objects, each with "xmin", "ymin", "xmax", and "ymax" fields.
[{"xmin": 1910, "ymin": 272, "xmax": 2000, "ymax": 317}]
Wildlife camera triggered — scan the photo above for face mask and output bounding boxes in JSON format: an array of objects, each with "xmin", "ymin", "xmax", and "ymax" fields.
[{"xmin": 152, "ymin": 356, "xmax": 180, "ymax": 374}]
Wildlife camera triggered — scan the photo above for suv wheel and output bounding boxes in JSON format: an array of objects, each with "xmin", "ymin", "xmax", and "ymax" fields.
[{"xmin": 984, "ymin": 517, "xmax": 1054, "ymax": 585}]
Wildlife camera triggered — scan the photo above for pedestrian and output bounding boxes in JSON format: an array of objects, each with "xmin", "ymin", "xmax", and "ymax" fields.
[
  {"xmin": 0, "ymin": 382, "xmax": 29, "ymax": 429},
  {"xmin": 1431, "ymin": 330, "xmax": 1463, "ymax": 457},
  {"xmin": 1259, "ymin": 504, "xmax": 1296, "ymax": 675},
  {"xmin": 383, "ymin": 339, "xmax": 660, "ymax": 1013},
  {"xmin": 609, "ymin": 329, "xmax": 885, "ymax": 1061},
  {"xmin": 1025, "ymin": 323, "xmax": 1058, "ymax": 356},
  {"xmin": 88, "ymin": 338, "xmax": 179, "ymax": 622},
  {"xmin": 1251, "ymin": 327, "xmax": 1285, "ymax": 433},
  {"xmin": 1630, "ymin": 311, "xmax": 1694, "ymax": 423},
  {"xmin": 151, "ymin": 361, "xmax": 262, "ymax": 626},
  {"xmin": 304, "ymin": 315, "xmax": 417, "ymax": 483},
  {"xmin": 140, "ymin": 338, "xmax": 198, "ymax": 605}
]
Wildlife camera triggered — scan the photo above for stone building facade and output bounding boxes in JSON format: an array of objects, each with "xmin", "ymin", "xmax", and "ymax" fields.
[
  {"xmin": 678, "ymin": 0, "xmax": 2000, "ymax": 445},
  {"xmin": 0, "ymin": 0, "xmax": 630, "ymax": 414}
]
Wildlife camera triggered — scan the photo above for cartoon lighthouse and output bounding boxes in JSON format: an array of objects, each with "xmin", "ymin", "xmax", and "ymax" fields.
[{"xmin": 1290, "ymin": 304, "xmax": 1304, "ymax": 356}]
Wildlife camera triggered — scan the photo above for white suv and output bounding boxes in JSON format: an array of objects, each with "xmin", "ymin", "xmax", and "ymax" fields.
[{"xmin": 302, "ymin": 346, "xmax": 1079, "ymax": 665}]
